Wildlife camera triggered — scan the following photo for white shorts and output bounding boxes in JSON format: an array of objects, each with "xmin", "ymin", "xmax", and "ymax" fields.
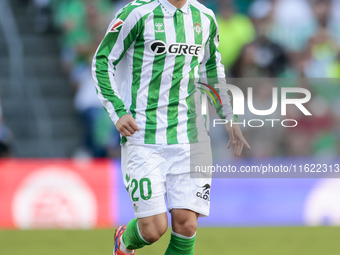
[{"xmin": 121, "ymin": 141, "xmax": 212, "ymax": 218}]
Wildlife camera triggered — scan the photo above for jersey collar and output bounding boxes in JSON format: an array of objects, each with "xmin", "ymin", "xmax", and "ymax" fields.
[{"xmin": 158, "ymin": 0, "xmax": 190, "ymax": 15}]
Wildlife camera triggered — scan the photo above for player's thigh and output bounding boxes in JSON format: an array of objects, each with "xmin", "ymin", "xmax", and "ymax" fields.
[
  {"xmin": 166, "ymin": 142, "xmax": 212, "ymax": 217},
  {"xmin": 121, "ymin": 142, "xmax": 168, "ymax": 218},
  {"xmin": 167, "ymin": 173, "xmax": 211, "ymax": 217}
]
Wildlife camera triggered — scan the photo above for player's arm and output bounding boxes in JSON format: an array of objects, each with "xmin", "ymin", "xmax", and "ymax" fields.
[
  {"xmin": 200, "ymin": 13, "xmax": 250, "ymax": 156},
  {"xmin": 199, "ymin": 13, "xmax": 235, "ymax": 122},
  {"xmin": 92, "ymin": 10, "xmax": 140, "ymax": 136}
]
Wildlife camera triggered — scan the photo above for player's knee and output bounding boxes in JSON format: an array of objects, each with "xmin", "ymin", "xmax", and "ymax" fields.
[
  {"xmin": 182, "ymin": 220, "xmax": 197, "ymax": 236},
  {"xmin": 141, "ymin": 228, "xmax": 166, "ymax": 244},
  {"xmin": 140, "ymin": 222, "xmax": 167, "ymax": 244},
  {"xmin": 174, "ymin": 218, "xmax": 197, "ymax": 237},
  {"xmin": 143, "ymin": 232, "xmax": 160, "ymax": 244}
]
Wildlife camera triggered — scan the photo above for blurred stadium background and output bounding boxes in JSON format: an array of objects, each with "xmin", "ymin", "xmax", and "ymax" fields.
[{"xmin": 0, "ymin": 0, "xmax": 340, "ymax": 254}]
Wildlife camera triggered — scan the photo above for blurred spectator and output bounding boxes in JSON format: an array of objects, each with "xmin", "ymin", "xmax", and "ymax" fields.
[
  {"xmin": 73, "ymin": 67, "xmax": 120, "ymax": 158},
  {"xmin": 50, "ymin": 0, "xmax": 120, "ymax": 158},
  {"xmin": 230, "ymin": 39, "xmax": 289, "ymax": 78},
  {"xmin": 286, "ymin": 83, "xmax": 337, "ymax": 158},
  {"xmin": 73, "ymin": 67, "xmax": 106, "ymax": 157},
  {"xmin": 52, "ymin": 0, "xmax": 113, "ymax": 75},
  {"xmin": 230, "ymin": 1, "xmax": 290, "ymax": 78},
  {"xmin": 327, "ymin": 53, "xmax": 340, "ymax": 78},
  {"xmin": 248, "ymin": 0, "xmax": 340, "ymax": 53},
  {"xmin": 240, "ymin": 79, "xmax": 284, "ymax": 158},
  {"xmin": 267, "ymin": 0, "xmax": 316, "ymax": 52},
  {"xmin": 231, "ymin": 0, "xmax": 255, "ymax": 14},
  {"xmin": 216, "ymin": 1, "xmax": 256, "ymax": 69},
  {"xmin": 214, "ymin": 0, "xmax": 340, "ymax": 158},
  {"xmin": 313, "ymin": 0, "xmax": 340, "ymax": 43},
  {"xmin": 302, "ymin": 27, "xmax": 339, "ymax": 78},
  {"xmin": 0, "ymin": 95, "xmax": 12, "ymax": 158},
  {"xmin": 31, "ymin": 0, "xmax": 53, "ymax": 33}
]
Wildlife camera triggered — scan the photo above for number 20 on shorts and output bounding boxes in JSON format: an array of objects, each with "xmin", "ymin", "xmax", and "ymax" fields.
[{"xmin": 130, "ymin": 178, "xmax": 152, "ymax": 201}]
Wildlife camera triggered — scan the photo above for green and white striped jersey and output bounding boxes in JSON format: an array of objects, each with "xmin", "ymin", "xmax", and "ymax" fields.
[{"xmin": 92, "ymin": 0, "xmax": 234, "ymax": 144}]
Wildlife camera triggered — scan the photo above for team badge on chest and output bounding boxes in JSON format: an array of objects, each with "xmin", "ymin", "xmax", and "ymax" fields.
[{"xmin": 194, "ymin": 22, "xmax": 203, "ymax": 35}]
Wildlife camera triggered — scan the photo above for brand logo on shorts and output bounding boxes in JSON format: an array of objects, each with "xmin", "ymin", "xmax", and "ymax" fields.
[
  {"xmin": 150, "ymin": 41, "xmax": 202, "ymax": 56},
  {"xmin": 196, "ymin": 184, "xmax": 210, "ymax": 201}
]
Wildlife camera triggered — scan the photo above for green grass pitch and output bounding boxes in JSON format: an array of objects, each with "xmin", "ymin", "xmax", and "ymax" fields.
[{"xmin": 0, "ymin": 227, "xmax": 339, "ymax": 255}]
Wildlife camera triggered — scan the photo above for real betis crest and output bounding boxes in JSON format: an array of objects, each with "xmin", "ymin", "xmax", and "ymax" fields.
[
  {"xmin": 133, "ymin": 203, "xmax": 138, "ymax": 213},
  {"xmin": 194, "ymin": 22, "xmax": 203, "ymax": 35}
]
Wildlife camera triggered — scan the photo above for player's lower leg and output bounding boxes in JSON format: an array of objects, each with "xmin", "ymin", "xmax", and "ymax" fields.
[
  {"xmin": 120, "ymin": 218, "xmax": 150, "ymax": 253},
  {"xmin": 164, "ymin": 231, "xmax": 196, "ymax": 255},
  {"xmin": 164, "ymin": 209, "xmax": 199, "ymax": 255},
  {"xmin": 115, "ymin": 213, "xmax": 168, "ymax": 254},
  {"xmin": 114, "ymin": 219, "xmax": 149, "ymax": 255}
]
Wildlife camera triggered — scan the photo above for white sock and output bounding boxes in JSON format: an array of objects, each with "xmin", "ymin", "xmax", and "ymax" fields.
[
  {"xmin": 119, "ymin": 236, "xmax": 135, "ymax": 254},
  {"xmin": 172, "ymin": 230, "xmax": 197, "ymax": 239}
]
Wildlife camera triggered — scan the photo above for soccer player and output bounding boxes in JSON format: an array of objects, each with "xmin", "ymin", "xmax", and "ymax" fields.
[{"xmin": 92, "ymin": 0, "xmax": 250, "ymax": 254}]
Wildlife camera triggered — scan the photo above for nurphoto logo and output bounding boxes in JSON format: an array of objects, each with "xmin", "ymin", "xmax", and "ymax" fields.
[{"xmin": 197, "ymin": 82, "xmax": 312, "ymax": 128}]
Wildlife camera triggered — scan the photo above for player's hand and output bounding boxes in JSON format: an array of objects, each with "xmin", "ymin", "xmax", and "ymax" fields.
[
  {"xmin": 116, "ymin": 114, "xmax": 140, "ymax": 137},
  {"xmin": 225, "ymin": 123, "xmax": 251, "ymax": 157}
]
